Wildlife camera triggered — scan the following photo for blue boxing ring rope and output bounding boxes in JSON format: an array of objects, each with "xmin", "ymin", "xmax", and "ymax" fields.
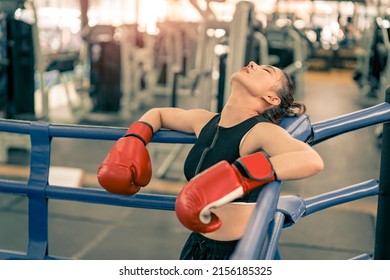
[{"xmin": 1, "ymin": 93, "xmax": 390, "ymax": 259}]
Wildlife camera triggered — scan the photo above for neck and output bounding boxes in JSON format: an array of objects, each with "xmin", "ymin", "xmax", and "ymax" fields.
[{"xmin": 219, "ymin": 100, "xmax": 261, "ymax": 127}]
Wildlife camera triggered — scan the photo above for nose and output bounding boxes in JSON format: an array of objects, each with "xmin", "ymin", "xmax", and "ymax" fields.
[{"xmin": 248, "ymin": 61, "xmax": 258, "ymax": 70}]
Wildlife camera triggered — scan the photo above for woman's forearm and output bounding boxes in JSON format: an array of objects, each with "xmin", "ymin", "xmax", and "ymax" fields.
[
  {"xmin": 269, "ymin": 150, "xmax": 324, "ymax": 180},
  {"xmin": 138, "ymin": 108, "xmax": 164, "ymax": 133}
]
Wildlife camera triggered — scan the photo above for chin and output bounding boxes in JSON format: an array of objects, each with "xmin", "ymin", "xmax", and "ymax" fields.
[{"xmin": 230, "ymin": 72, "xmax": 242, "ymax": 83}]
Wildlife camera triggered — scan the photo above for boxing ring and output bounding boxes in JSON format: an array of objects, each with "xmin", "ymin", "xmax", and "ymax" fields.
[{"xmin": 0, "ymin": 91, "xmax": 390, "ymax": 260}]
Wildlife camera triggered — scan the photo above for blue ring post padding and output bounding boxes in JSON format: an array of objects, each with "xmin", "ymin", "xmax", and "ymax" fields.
[
  {"xmin": 276, "ymin": 195, "xmax": 306, "ymax": 227},
  {"xmin": 375, "ymin": 87, "xmax": 390, "ymax": 259},
  {"xmin": 279, "ymin": 114, "xmax": 312, "ymax": 142},
  {"xmin": 230, "ymin": 180, "xmax": 282, "ymax": 260},
  {"xmin": 27, "ymin": 122, "xmax": 51, "ymax": 259},
  {"xmin": 261, "ymin": 211, "xmax": 285, "ymax": 260}
]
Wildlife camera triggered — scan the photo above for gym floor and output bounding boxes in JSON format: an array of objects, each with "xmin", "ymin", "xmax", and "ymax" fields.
[{"xmin": 0, "ymin": 68, "xmax": 383, "ymax": 260}]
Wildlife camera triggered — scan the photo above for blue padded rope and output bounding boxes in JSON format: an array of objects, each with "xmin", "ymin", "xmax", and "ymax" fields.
[{"xmin": 311, "ymin": 102, "xmax": 390, "ymax": 145}]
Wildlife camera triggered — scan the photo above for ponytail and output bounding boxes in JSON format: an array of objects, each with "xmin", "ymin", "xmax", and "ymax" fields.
[
  {"xmin": 286, "ymin": 101, "xmax": 306, "ymax": 116},
  {"xmin": 263, "ymin": 101, "xmax": 306, "ymax": 124},
  {"xmin": 263, "ymin": 72, "xmax": 306, "ymax": 124}
]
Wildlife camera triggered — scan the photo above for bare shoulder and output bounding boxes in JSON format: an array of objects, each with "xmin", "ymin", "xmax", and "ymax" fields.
[
  {"xmin": 186, "ymin": 108, "xmax": 216, "ymax": 118},
  {"xmin": 157, "ymin": 107, "xmax": 216, "ymax": 135},
  {"xmin": 240, "ymin": 121, "xmax": 308, "ymax": 156},
  {"xmin": 186, "ymin": 109, "xmax": 217, "ymax": 135},
  {"xmin": 252, "ymin": 121, "xmax": 290, "ymax": 137}
]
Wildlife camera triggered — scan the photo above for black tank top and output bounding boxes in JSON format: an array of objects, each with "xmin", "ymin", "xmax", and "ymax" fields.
[{"xmin": 183, "ymin": 114, "xmax": 271, "ymax": 203}]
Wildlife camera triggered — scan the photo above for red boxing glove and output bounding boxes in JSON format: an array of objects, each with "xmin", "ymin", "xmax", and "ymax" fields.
[
  {"xmin": 175, "ymin": 152, "xmax": 276, "ymax": 233},
  {"xmin": 97, "ymin": 121, "xmax": 154, "ymax": 195}
]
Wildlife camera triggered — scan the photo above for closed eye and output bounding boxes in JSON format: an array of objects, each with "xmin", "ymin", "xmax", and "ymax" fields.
[{"xmin": 262, "ymin": 66, "xmax": 276, "ymax": 75}]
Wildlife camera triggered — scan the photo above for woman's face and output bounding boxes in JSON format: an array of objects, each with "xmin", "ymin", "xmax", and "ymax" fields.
[{"xmin": 231, "ymin": 61, "xmax": 283, "ymax": 98}]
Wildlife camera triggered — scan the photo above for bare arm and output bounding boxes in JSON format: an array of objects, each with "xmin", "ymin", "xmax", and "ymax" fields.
[
  {"xmin": 138, "ymin": 107, "xmax": 216, "ymax": 136},
  {"xmin": 241, "ymin": 122, "xmax": 324, "ymax": 180}
]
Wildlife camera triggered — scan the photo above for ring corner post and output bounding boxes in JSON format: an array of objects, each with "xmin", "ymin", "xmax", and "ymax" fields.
[{"xmin": 374, "ymin": 86, "xmax": 390, "ymax": 259}]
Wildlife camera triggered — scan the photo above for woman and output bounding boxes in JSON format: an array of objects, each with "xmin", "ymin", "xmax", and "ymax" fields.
[{"xmin": 97, "ymin": 61, "xmax": 324, "ymax": 260}]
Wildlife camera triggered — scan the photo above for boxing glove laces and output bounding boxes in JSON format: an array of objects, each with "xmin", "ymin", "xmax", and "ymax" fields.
[
  {"xmin": 175, "ymin": 152, "xmax": 276, "ymax": 233},
  {"xmin": 97, "ymin": 121, "xmax": 154, "ymax": 195}
]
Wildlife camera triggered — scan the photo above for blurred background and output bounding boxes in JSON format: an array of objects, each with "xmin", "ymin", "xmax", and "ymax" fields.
[{"xmin": 0, "ymin": 0, "xmax": 389, "ymax": 260}]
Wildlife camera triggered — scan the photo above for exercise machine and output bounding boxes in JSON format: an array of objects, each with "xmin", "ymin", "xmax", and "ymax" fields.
[
  {"xmin": 354, "ymin": 16, "xmax": 390, "ymax": 107},
  {"xmin": 0, "ymin": 0, "xmax": 35, "ymax": 120}
]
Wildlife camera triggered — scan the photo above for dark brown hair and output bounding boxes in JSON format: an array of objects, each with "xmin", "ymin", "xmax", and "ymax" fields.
[{"xmin": 263, "ymin": 71, "xmax": 306, "ymax": 124}]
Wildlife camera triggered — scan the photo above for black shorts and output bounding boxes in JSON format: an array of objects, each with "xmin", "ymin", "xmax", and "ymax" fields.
[{"xmin": 179, "ymin": 232, "xmax": 239, "ymax": 260}]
